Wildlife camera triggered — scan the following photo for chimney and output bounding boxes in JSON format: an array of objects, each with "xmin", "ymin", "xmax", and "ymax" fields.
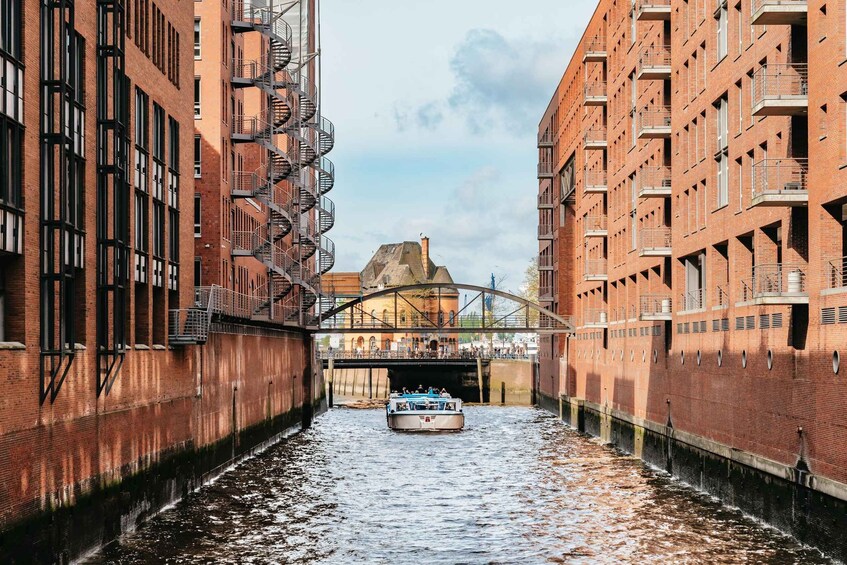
[{"xmin": 421, "ymin": 236, "xmax": 430, "ymax": 279}]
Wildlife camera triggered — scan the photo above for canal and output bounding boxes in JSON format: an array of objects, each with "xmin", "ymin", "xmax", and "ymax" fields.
[{"xmin": 86, "ymin": 407, "xmax": 832, "ymax": 564}]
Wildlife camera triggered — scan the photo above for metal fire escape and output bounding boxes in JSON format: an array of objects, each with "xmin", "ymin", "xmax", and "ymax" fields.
[
  {"xmin": 230, "ymin": 1, "xmax": 335, "ymax": 328},
  {"xmin": 95, "ymin": 0, "xmax": 130, "ymax": 395},
  {"xmin": 40, "ymin": 0, "xmax": 83, "ymax": 403}
]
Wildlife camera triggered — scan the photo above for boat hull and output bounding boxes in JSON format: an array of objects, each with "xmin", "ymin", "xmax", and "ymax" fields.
[{"xmin": 387, "ymin": 412, "xmax": 464, "ymax": 431}]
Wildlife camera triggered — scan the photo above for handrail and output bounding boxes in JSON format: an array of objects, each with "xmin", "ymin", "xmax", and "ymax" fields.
[
  {"xmin": 638, "ymin": 106, "xmax": 672, "ymax": 130},
  {"xmin": 639, "ymin": 226, "xmax": 672, "ymax": 250},
  {"xmin": 752, "ymin": 157, "xmax": 808, "ymax": 197},
  {"xmin": 753, "ymin": 63, "xmax": 808, "ymax": 106},
  {"xmin": 681, "ymin": 288, "xmax": 706, "ymax": 311},
  {"xmin": 640, "ymin": 294, "xmax": 672, "ymax": 317},
  {"xmin": 825, "ymin": 256, "xmax": 847, "ymax": 290}
]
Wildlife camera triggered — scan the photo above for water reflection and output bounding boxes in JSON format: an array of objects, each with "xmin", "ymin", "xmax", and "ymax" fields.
[{"xmin": 87, "ymin": 407, "xmax": 832, "ymax": 564}]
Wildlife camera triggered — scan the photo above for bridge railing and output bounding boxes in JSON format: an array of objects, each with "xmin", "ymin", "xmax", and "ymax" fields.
[{"xmin": 318, "ymin": 350, "xmax": 533, "ymax": 361}]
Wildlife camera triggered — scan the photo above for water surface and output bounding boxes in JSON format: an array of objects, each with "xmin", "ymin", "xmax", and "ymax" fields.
[{"xmin": 87, "ymin": 406, "xmax": 832, "ymax": 564}]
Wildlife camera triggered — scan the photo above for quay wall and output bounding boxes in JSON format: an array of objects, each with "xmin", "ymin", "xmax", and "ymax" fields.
[
  {"xmin": 0, "ymin": 329, "xmax": 322, "ymax": 563},
  {"xmin": 541, "ymin": 383, "xmax": 847, "ymax": 562}
]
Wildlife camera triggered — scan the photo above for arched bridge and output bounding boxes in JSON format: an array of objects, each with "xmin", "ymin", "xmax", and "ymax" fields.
[{"xmin": 319, "ymin": 283, "xmax": 574, "ymax": 334}]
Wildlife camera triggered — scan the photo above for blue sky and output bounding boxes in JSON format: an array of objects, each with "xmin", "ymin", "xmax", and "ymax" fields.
[{"xmin": 320, "ymin": 0, "xmax": 597, "ymax": 294}]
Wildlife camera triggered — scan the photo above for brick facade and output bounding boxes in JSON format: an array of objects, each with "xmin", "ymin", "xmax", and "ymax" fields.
[{"xmin": 538, "ymin": 1, "xmax": 847, "ymax": 486}]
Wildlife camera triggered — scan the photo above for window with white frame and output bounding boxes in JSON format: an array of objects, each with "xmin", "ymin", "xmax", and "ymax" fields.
[
  {"xmin": 194, "ymin": 77, "xmax": 201, "ymax": 118},
  {"xmin": 716, "ymin": 1, "xmax": 728, "ymax": 61},
  {"xmin": 194, "ymin": 19, "xmax": 201, "ymax": 59},
  {"xmin": 194, "ymin": 193, "xmax": 201, "ymax": 237}
]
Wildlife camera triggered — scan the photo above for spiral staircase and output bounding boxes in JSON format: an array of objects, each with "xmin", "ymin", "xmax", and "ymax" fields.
[{"xmin": 229, "ymin": 1, "xmax": 335, "ymax": 328}]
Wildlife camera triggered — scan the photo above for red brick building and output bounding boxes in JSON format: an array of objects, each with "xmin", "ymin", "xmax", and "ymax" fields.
[
  {"xmin": 0, "ymin": 1, "xmax": 329, "ymax": 560},
  {"xmin": 192, "ymin": 0, "xmax": 334, "ymax": 328},
  {"xmin": 538, "ymin": 0, "xmax": 847, "ymax": 554}
]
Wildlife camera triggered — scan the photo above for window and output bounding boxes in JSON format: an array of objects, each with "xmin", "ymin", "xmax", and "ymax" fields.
[
  {"xmin": 0, "ymin": 0, "xmax": 21, "ymax": 59},
  {"xmin": 134, "ymin": 88, "xmax": 149, "ymax": 192},
  {"xmin": 135, "ymin": 192, "xmax": 148, "ymax": 252},
  {"xmin": 194, "ymin": 194, "xmax": 201, "ymax": 237},
  {"xmin": 717, "ymin": 154, "xmax": 729, "ymax": 208},
  {"xmin": 168, "ymin": 208, "xmax": 178, "ymax": 261},
  {"xmin": 716, "ymin": 1, "xmax": 728, "ymax": 61},
  {"xmin": 194, "ymin": 257, "xmax": 201, "ymax": 287},
  {"xmin": 153, "ymin": 201, "xmax": 165, "ymax": 258},
  {"xmin": 152, "ymin": 103, "xmax": 165, "ymax": 201},
  {"xmin": 194, "ymin": 77, "xmax": 201, "ymax": 118},
  {"xmin": 193, "ymin": 18, "xmax": 201, "ymax": 59},
  {"xmin": 194, "ymin": 134, "xmax": 201, "ymax": 177}
]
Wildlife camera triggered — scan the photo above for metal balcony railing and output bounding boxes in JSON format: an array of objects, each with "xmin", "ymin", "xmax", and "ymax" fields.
[
  {"xmin": 639, "ymin": 227, "xmax": 672, "ymax": 253},
  {"xmin": 584, "ymin": 215, "xmax": 608, "ymax": 235},
  {"xmin": 640, "ymin": 294, "xmax": 673, "ymax": 319},
  {"xmin": 538, "ymin": 129, "xmax": 553, "ymax": 147},
  {"xmin": 585, "ymin": 259, "xmax": 607, "ymax": 278},
  {"xmin": 584, "ymin": 126, "xmax": 607, "ymax": 147},
  {"xmin": 584, "ymin": 81, "xmax": 607, "ymax": 102},
  {"xmin": 539, "ymin": 254, "xmax": 554, "ymax": 269},
  {"xmin": 584, "ymin": 308, "xmax": 608, "ymax": 326},
  {"xmin": 538, "ymin": 223, "xmax": 555, "ymax": 239},
  {"xmin": 638, "ymin": 46, "xmax": 671, "ymax": 78},
  {"xmin": 742, "ymin": 264, "xmax": 808, "ymax": 301},
  {"xmin": 584, "ymin": 170, "xmax": 607, "ymax": 191},
  {"xmin": 584, "ymin": 36, "xmax": 607, "ymax": 60},
  {"xmin": 638, "ymin": 106, "xmax": 672, "ymax": 137},
  {"xmin": 538, "ymin": 191, "xmax": 554, "ymax": 208},
  {"xmin": 751, "ymin": 158, "xmax": 808, "ymax": 204},
  {"xmin": 639, "ymin": 165, "xmax": 672, "ymax": 195},
  {"xmin": 825, "ymin": 256, "xmax": 847, "ymax": 290},
  {"xmin": 681, "ymin": 288, "xmax": 706, "ymax": 311},
  {"xmin": 752, "ymin": 64, "xmax": 808, "ymax": 114},
  {"xmin": 538, "ymin": 161, "xmax": 553, "ymax": 178},
  {"xmin": 539, "ymin": 285, "xmax": 554, "ymax": 299},
  {"xmin": 716, "ymin": 285, "xmax": 730, "ymax": 308}
]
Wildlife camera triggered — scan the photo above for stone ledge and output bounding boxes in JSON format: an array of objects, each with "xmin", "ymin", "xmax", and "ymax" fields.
[{"xmin": 0, "ymin": 342, "xmax": 25, "ymax": 350}]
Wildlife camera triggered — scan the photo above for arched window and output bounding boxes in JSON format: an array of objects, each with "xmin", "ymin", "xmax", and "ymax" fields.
[
  {"xmin": 438, "ymin": 310, "xmax": 444, "ymax": 325},
  {"xmin": 412, "ymin": 312, "xmax": 420, "ymax": 326},
  {"xmin": 382, "ymin": 309, "xmax": 389, "ymax": 325},
  {"xmin": 400, "ymin": 309, "xmax": 407, "ymax": 324},
  {"xmin": 369, "ymin": 336, "xmax": 376, "ymax": 350},
  {"xmin": 370, "ymin": 309, "xmax": 377, "ymax": 327},
  {"xmin": 449, "ymin": 310, "xmax": 455, "ymax": 326},
  {"xmin": 384, "ymin": 338, "xmax": 391, "ymax": 350}
]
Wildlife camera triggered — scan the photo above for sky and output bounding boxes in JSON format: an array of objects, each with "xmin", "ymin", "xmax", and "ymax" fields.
[{"xmin": 319, "ymin": 0, "xmax": 597, "ymax": 295}]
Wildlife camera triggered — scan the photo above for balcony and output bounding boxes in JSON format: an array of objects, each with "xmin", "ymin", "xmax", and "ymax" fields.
[
  {"xmin": 538, "ymin": 223, "xmax": 555, "ymax": 240},
  {"xmin": 584, "ymin": 216, "xmax": 608, "ymax": 238},
  {"xmin": 538, "ymin": 129, "xmax": 553, "ymax": 148},
  {"xmin": 751, "ymin": 0, "xmax": 807, "ymax": 25},
  {"xmin": 637, "ymin": 106, "xmax": 672, "ymax": 139},
  {"xmin": 824, "ymin": 256, "xmax": 847, "ymax": 291},
  {"xmin": 538, "ymin": 190, "xmax": 554, "ymax": 209},
  {"xmin": 639, "ymin": 294, "xmax": 673, "ymax": 321},
  {"xmin": 538, "ymin": 161, "xmax": 553, "ymax": 179},
  {"xmin": 583, "ymin": 36, "xmax": 607, "ymax": 62},
  {"xmin": 637, "ymin": 46, "xmax": 671, "ymax": 80},
  {"xmin": 539, "ymin": 252, "xmax": 554, "ymax": 271},
  {"xmin": 584, "ymin": 81, "xmax": 608, "ymax": 106},
  {"xmin": 638, "ymin": 166, "xmax": 672, "ymax": 198},
  {"xmin": 751, "ymin": 158, "xmax": 808, "ymax": 207},
  {"xmin": 583, "ymin": 126, "xmax": 607, "ymax": 151},
  {"xmin": 584, "ymin": 259, "xmax": 608, "ymax": 282},
  {"xmin": 584, "ymin": 170, "xmax": 608, "ymax": 194},
  {"xmin": 636, "ymin": 0, "xmax": 671, "ymax": 20},
  {"xmin": 741, "ymin": 264, "xmax": 808, "ymax": 305},
  {"xmin": 752, "ymin": 64, "xmax": 808, "ymax": 116},
  {"xmin": 539, "ymin": 285, "xmax": 554, "ymax": 303},
  {"xmin": 715, "ymin": 285, "xmax": 730, "ymax": 309},
  {"xmin": 680, "ymin": 288, "xmax": 706, "ymax": 312},
  {"xmin": 638, "ymin": 227, "xmax": 672, "ymax": 257},
  {"xmin": 584, "ymin": 308, "xmax": 609, "ymax": 328}
]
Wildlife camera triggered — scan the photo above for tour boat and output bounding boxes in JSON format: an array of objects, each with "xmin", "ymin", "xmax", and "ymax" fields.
[{"xmin": 386, "ymin": 391, "xmax": 464, "ymax": 431}]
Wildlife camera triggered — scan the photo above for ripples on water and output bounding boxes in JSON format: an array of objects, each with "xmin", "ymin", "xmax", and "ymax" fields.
[{"xmin": 87, "ymin": 407, "xmax": 833, "ymax": 564}]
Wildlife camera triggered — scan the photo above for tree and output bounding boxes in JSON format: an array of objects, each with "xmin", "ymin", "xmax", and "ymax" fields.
[{"xmin": 519, "ymin": 257, "xmax": 540, "ymax": 325}]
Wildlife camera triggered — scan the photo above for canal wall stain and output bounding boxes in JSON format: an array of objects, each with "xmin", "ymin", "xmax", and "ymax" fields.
[
  {"xmin": 544, "ymin": 392, "xmax": 847, "ymax": 562},
  {"xmin": 0, "ymin": 329, "xmax": 324, "ymax": 564}
]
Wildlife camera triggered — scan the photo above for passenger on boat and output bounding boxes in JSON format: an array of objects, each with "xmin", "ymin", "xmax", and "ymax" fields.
[
  {"xmin": 416, "ymin": 385, "xmax": 424, "ymax": 393},
  {"xmin": 440, "ymin": 388, "xmax": 449, "ymax": 397}
]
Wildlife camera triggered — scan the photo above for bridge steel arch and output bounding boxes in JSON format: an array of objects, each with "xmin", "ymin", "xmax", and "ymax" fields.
[{"xmin": 319, "ymin": 283, "xmax": 574, "ymax": 334}]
